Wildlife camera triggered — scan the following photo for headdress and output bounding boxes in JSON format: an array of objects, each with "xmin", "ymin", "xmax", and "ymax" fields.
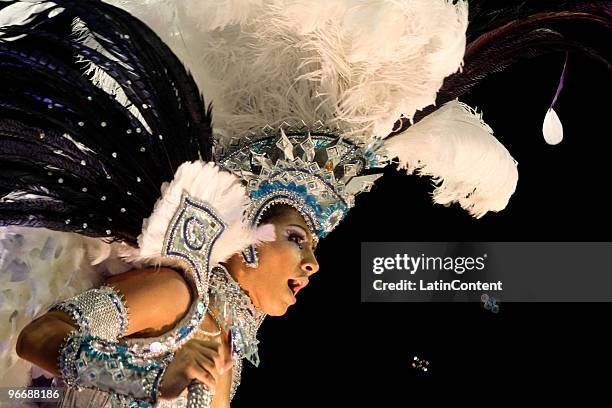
[{"xmin": 0, "ymin": 0, "xmax": 610, "ymax": 403}]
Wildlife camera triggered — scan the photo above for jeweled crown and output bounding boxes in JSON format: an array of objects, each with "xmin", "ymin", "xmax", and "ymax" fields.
[{"xmin": 215, "ymin": 122, "xmax": 389, "ymax": 239}]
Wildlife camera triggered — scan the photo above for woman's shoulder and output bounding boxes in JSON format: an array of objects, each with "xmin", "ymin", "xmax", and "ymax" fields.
[{"xmin": 105, "ymin": 267, "xmax": 194, "ymax": 337}]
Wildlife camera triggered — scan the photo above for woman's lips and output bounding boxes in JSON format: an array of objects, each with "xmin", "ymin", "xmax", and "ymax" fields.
[
  {"xmin": 287, "ymin": 285, "xmax": 297, "ymax": 304},
  {"xmin": 287, "ymin": 277, "xmax": 309, "ymax": 300}
]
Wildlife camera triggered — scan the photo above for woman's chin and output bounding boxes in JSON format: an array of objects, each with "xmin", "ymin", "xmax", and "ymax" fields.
[{"xmin": 264, "ymin": 301, "xmax": 291, "ymax": 317}]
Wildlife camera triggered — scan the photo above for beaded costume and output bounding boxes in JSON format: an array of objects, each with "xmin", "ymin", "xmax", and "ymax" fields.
[{"xmin": 0, "ymin": 0, "xmax": 609, "ymax": 407}]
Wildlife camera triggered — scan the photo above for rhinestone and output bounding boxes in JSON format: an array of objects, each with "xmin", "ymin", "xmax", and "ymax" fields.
[
  {"xmin": 78, "ymin": 121, "xmax": 84, "ymax": 127},
  {"xmin": 87, "ymin": 96, "xmax": 92, "ymax": 101},
  {"xmin": 100, "ymin": 122, "xmax": 107, "ymax": 127},
  {"xmin": 106, "ymin": 230, "xmax": 111, "ymax": 235},
  {"xmin": 82, "ymin": 187, "xmax": 87, "ymax": 192},
  {"xmin": 126, "ymin": 191, "xmax": 132, "ymax": 196},
  {"xmin": 120, "ymin": 208, "xmax": 126, "ymax": 213},
  {"xmin": 122, "ymin": 34, "xmax": 130, "ymax": 39},
  {"xmin": 47, "ymin": 172, "xmax": 52, "ymax": 176},
  {"xmin": 65, "ymin": 219, "xmax": 71, "ymax": 224},
  {"xmin": 112, "ymin": 152, "xmax": 117, "ymax": 158},
  {"xmin": 80, "ymin": 160, "xmax": 86, "ymax": 165},
  {"xmin": 142, "ymin": 104, "xmax": 149, "ymax": 109},
  {"xmin": 58, "ymin": 178, "xmax": 64, "ymax": 184},
  {"xmin": 82, "ymin": 223, "xmax": 87, "ymax": 228},
  {"xmin": 158, "ymin": 135, "xmax": 163, "ymax": 140},
  {"xmin": 101, "ymin": 196, "xmax": 106, "ymax": 201},
  {"xmin": 140, "ymin": 147, "xmax": 146, "ymax": 152},
  {"xmin": 106, "ymin": 175, "xmax": 111, "ymax": 180},
  {"xmin": 126, "ymin": 129, "xmax": 132, "ymax": 134},
  {"xmin": 39, "ymin": 132, "xmax": 45, "ymax": 139},
  {"xmin": 48, "ymin": 104, "xmax": 53, "ymax": 109},
  {"xmin": 136, "ymin": 177, "xmax": 141, "ymax": 182},
  {"xmin": 135, "ymin": 128, "xmax": 142, "ymax": 133}
]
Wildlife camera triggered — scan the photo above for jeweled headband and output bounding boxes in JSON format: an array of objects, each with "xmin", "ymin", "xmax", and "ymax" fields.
[{"xmin": 216, "ymin": 122, "xmax": 390, "ymax": 240}]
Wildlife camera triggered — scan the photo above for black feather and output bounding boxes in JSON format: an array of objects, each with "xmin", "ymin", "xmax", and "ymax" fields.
[{"xmin": 0, "ymin": 0, "xmax": 213, "ymax": 245}]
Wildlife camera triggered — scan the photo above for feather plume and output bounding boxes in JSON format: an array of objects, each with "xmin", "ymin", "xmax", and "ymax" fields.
[
  {"xmin": 107, "ymin": 0, "xmax": 469, "ymax": 140},
  {"xmin": 384, "ymin": 100, "xmax": 518, "ymax": 218},
  {"xmin": 0, "ymin": 0, "xmax": 214, "ymax": 244}
]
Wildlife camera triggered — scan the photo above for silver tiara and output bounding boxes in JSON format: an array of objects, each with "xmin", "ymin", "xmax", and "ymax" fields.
[{"xmin": 216, "ymin": 122, "xmax": 390, "ymax": 240}]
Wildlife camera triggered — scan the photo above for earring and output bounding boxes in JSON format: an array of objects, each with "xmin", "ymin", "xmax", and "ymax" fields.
[{"xmin": 241, "ymin": 244, "xmax": 259, "ymax": 268}]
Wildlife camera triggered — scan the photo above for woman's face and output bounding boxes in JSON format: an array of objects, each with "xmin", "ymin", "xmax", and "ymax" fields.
[{"xmin": 226, "ymin": 206, "xmax": 319, "ymax": 316}]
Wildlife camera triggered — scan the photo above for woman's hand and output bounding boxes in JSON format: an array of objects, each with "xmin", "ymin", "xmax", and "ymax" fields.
[{"xmin": 158, "ymin": 338, "xmax": 228, "ymax": 399}]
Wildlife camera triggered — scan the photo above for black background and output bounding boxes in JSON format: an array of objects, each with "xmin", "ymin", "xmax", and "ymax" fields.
[{"xmin": 233, "ymin": 26, "xmax": 611, "ymax": 406}]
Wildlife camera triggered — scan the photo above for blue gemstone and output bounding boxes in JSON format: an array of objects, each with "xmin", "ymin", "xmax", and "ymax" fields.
[{"xmin": 177, "ymin": 326, "xmax": 191, "ymax": 339}]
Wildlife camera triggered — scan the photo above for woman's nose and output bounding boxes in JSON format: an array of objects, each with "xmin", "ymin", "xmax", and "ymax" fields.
[{"xmin": 301, "ymin": 252, "xmax": 319, "ymax": 276}]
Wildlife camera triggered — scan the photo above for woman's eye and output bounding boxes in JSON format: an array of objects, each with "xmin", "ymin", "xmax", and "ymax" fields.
[{"xmin": 287, "ymin": 232, "xmax": 305, "ymax": 249}]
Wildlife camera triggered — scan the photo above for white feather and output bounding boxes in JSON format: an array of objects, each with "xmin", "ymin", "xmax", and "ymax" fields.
[
  {"xmin": 383, "ymin": 100, "xmax": 519, "ymax": 218},
  {"xmin": 0, "ymin": 227, "xmax": 122, "ymax": 387},
  {"xmin": 105, "ymin": 0, "xmax": 468, "ymax": 141},
  {"xmin": 542, "ymin": 107, "xmax": 563, "ymax": 145}
]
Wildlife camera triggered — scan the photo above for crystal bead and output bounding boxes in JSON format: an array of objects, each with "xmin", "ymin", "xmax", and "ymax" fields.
[
  {"xmin": 78, "ymin": 121, "xmax": 84, "ymax": 127},
  {"xmin": 120, "ymin": 208, "xmax": 126, "ymax": 213},
  {"xmin": 100, "ymin": 122, "xmax": 107, "ymax": 127},
  {"xmin": 112, "ymin": 152, "xmax": 117, "ymax": 158}
]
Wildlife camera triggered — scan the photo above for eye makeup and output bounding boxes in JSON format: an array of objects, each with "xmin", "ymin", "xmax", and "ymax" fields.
[
  {"xmin": 285, "ymin": 226, "xmax": 306, "ymax": 250},
  {"xmin": 287, "ymin": 224, "xmax": 316, "ymax": 251}
]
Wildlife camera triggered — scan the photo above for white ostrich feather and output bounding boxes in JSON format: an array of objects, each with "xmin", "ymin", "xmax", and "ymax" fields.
[
  {"xmin": 384, "ymin": 100, "xmax": 519, "ymax": 218},
  {"xmin": 105, "ymin": 0, "xmax": 468, "ymax": 141}
]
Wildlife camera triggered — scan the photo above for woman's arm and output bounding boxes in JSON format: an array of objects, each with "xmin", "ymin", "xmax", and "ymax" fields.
[
  {"xmin": 16, "ymin": 267, "xmax": 193, "ymax": 375},
  {"xmin": 16, "ymin": 266, "xmax": 229, "ymax": 402}
]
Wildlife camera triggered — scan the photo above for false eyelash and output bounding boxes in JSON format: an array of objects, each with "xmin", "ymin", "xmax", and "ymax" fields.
[{"xmin": 287, "ymin": 230, "xmax": 306, "ymax": 249}]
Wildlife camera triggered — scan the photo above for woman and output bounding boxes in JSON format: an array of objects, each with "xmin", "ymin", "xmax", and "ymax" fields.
[
  {"xmin": 16, "ymin": 203, "xmax": 318, "ymax": 407},
  {"xmin": 0, "ymin": 0, "xmax": 608, "ymax": 407}
]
